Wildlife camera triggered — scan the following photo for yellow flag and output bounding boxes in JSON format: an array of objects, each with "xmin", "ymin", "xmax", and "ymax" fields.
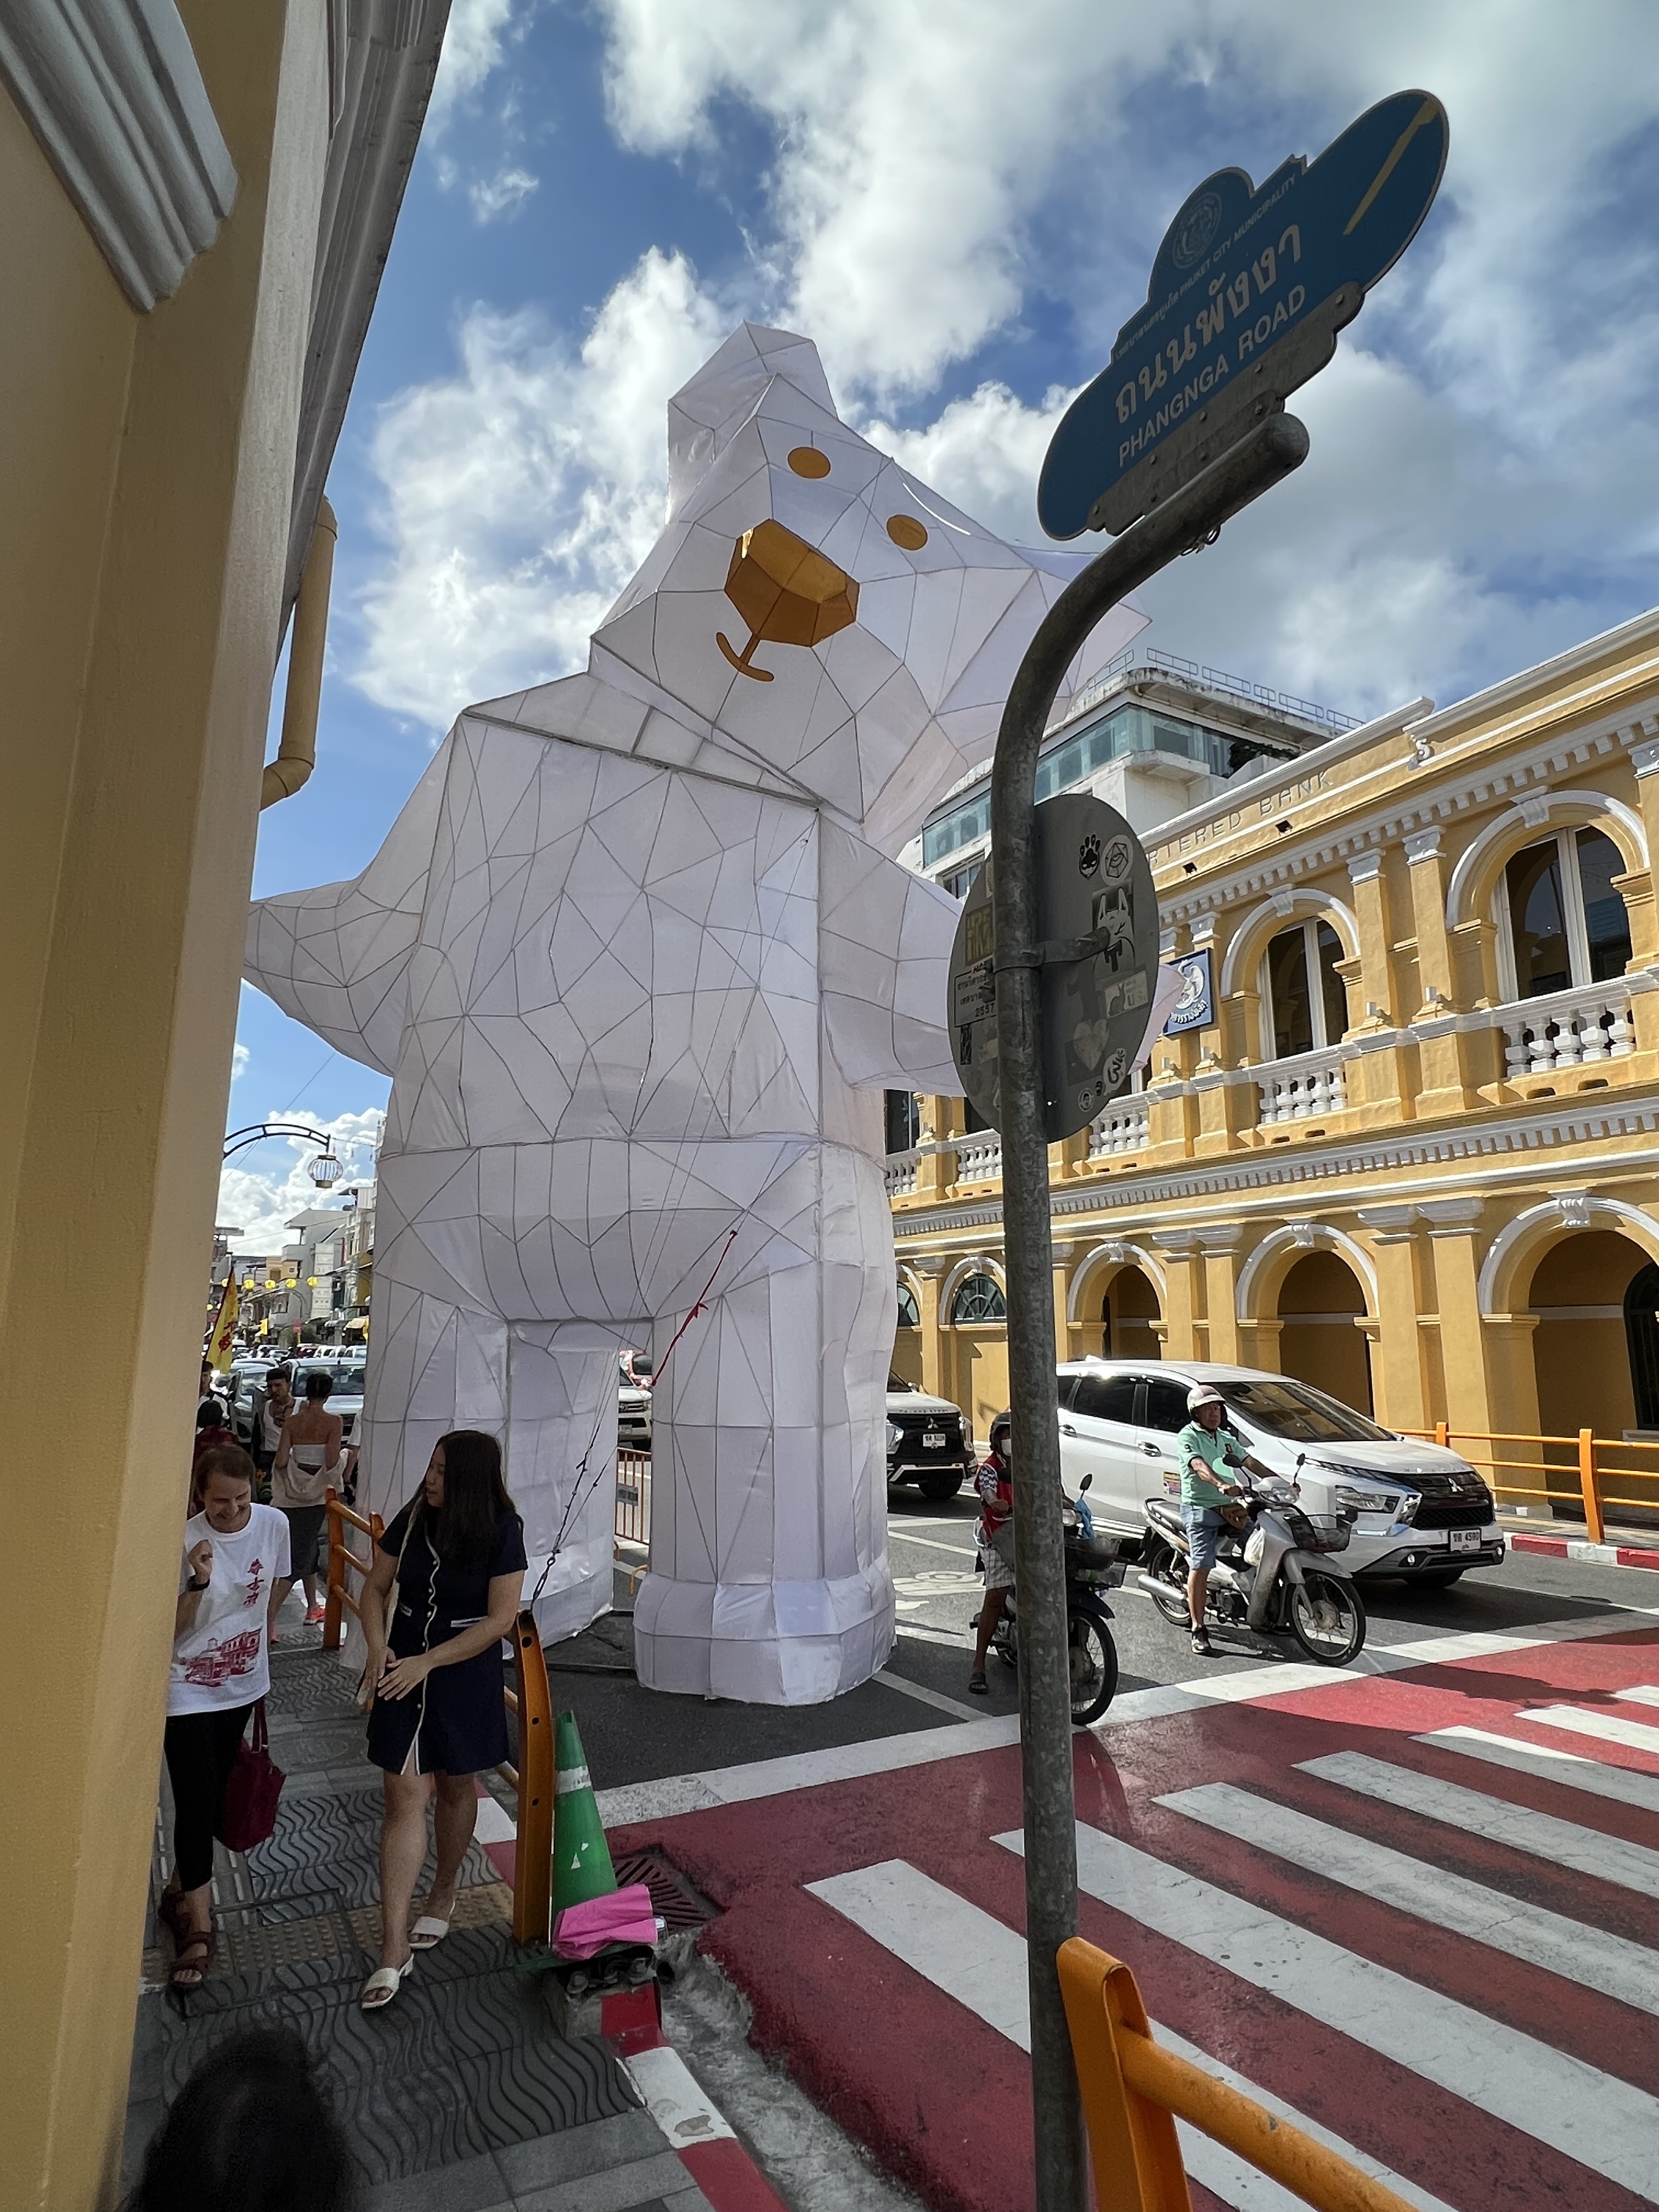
[{"xmin": 208, "ymin": 1272, "xmax": 239, "ymax": 1372}]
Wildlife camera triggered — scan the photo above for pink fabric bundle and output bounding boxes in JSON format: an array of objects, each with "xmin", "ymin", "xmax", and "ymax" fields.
[{"xmin": 552, "ymin": 1883, "xmax": 657, "ymax": 1960}]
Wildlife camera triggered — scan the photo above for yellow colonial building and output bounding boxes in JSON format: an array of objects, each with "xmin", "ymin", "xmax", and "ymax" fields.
[{"xmin": 888, "ymin": 609, "xmax": 1659, "ymax": 1495}]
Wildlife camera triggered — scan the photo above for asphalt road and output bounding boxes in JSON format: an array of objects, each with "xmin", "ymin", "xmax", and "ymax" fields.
[{"xmin": 546, "ymin": 1481, "xmax": 1655, "ymax": 1798}]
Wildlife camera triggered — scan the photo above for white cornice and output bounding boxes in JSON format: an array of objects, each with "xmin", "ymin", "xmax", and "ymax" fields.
[
  {"xmin": 891, "ymin": 1091, "xmax": 1659, "ymax": 1243},
  {"xmin": 0, "ymin": 0, "xmax": 237, "ymax": 311}
]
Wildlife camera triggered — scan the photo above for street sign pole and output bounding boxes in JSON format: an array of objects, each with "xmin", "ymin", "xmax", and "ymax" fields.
[{"xmin": 992, "ymin": 411, "xmax": 1309, "ymax": 2212}]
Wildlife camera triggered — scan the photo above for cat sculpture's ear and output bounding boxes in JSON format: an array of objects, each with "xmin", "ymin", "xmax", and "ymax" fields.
[{"xmin": 666, "ymin": 323, "xmax": 837, "ymax": 515}]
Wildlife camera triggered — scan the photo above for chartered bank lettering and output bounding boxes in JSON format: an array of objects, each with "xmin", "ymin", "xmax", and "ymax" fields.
[{"xmin": 1152, "ymin": 768, "xmax": 1332, "ymax": 865}]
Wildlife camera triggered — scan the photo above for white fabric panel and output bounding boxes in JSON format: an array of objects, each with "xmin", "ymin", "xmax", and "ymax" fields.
[{"xmin": 245, "ymin": 323, "xmax": 1143, "ymax": 1703}]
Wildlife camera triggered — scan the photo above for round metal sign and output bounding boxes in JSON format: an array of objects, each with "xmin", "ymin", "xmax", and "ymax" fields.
[{"xmin": 946, "ymin": 793, "xmax": 1159, "ymax": 1143}]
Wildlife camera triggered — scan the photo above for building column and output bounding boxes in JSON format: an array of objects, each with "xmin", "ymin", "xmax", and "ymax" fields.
[
  {"xmin": 0, "ymin": 8, "xmax": 332, "ymax": 2205},
  {"xmin": 1198, "ymin": 1227, "xmax": 1243, "ymax": 1365},
  {"xmin": 1357, "ymin": 1207, "xmax": 1430, "ymax": 1432},
  {"xmin": 1421, "ymin": 1200, "xmax": 1506, "ymax": 1436},
  {"xmin": 1051, "ymin": 1241, "xmax": 1076, "ymax": 1366},
  {"xmin": 1626, "ymin": 738, "xmax": 1659, "ymax": 1053},
  {"xmin": 1151, "ymin": 1233, "xmax": 1204, "ymax": 1359},
  {"xmin": 1404, "ymin": 831, "xmax": 1485, "ymax": 1113},
  {"xmin": 912, "ymin": 1259, "xmax": 947, "ymax": 1402},
  {"xmin": 1345, "ymin": 853, "xmax": 1409, "ymax": 1126}
]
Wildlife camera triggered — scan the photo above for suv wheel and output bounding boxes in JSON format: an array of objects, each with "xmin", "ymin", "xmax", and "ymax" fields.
[{"xmin": 919, "ymin": 1469, "xmax": 965, "ymax": 1502}]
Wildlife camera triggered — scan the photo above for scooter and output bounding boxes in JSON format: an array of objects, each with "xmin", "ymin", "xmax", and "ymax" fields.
[
  {"xmin": 1137, "ymin": 1459, "xmax": 1367, "ymax": 1666},
  {"xmin": 988, "ymin": 1475, "xmax": 1125, "ymax": 1724}
]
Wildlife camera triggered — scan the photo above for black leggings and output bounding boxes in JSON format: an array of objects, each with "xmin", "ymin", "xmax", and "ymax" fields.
[{"xmin": 163, "ymin": 1705, "xmax": 252, "ymax": 1892}]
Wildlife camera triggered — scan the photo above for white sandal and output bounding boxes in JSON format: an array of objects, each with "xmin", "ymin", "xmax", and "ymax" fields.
[
  {"xmin": 360, "ymin": 1956, "xmax": 415, "ymax": 2010},
  {"xmin": 409, "ymin": 1914, "xmax": 452, "ymax": 1949}
]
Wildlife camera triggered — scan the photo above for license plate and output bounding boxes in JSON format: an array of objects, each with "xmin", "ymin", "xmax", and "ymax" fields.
[
  {"xmin": 923, "ymin": 1430, "xmax": 946, "ymax": 1448},
  {"xmin": 1449, "ymin": 1528, "xmax": 1481, "ymax": 1553}
]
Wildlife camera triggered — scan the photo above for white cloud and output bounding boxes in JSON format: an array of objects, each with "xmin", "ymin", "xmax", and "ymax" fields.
[
  {"xmin": 468, "ymin": 165, "xmax": 538, "ymax": 222},
  {"xmin": 349, "ymin": 4, "xmax": 1659, "ymax": 736},
  {"xmin": 218, "ymin": 1110, "xmax": 385, "ymax": 1256},
  {"xmin": 231, "ymin": 1042, "xmax": 250, "ymax": 1082},
  {"xmin": 353, "ymin": 248, "xmax": 727, "ymax": 727},
  {"xmin": 427, "ymin": 0, "xmax": 520, "ymax": 132}
]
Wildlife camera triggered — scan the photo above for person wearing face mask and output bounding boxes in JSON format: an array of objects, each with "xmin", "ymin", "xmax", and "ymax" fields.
[
  {"xmin": 968, "ymin": 1409, "xmax": 1015, "ymax": 1695},
  {"xmin": 157, "ymin": 1445, "xmax": 289, "ymax": 1990}
]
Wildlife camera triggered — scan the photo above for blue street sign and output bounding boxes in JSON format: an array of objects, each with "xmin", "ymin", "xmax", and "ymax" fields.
[{"xmin": 1040, "ymin": 89, "xmax": 1448, "ymax": 540}]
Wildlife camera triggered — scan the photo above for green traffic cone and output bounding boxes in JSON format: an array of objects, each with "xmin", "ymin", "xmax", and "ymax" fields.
[{"xmin": 552, "ymin": 1708, "xmax": 618, "ymax": 1912}]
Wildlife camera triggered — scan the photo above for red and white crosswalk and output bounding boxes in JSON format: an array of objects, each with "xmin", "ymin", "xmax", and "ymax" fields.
[{"xmin": 608, "ymin": 1613, "xmax": 1659, "ymax": 2212}]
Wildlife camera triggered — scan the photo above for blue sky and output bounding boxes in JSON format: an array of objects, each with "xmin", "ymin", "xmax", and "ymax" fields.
[{"xmin": 223, "ymin": 0, "xmax": 1659, "ymax": 1245}]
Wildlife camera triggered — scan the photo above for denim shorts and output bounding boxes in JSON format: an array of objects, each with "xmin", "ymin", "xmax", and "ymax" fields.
[{"xmin": 1183, "ymin": 1504, "xmax": 1226, "ymax": 1572}]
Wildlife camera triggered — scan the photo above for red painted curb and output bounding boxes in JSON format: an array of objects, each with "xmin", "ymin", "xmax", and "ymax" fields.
[
  {"xmin": 678, "ymin": 2136, "xmax": 793, "ymax": 2212},
  {"xmin": 1508, "ymin": 1531, "xmax": 1659, "ymax": 1569},
  {"xmin": 616, "ymin": 2023, "xmax": 792, "ymax": 2212}
]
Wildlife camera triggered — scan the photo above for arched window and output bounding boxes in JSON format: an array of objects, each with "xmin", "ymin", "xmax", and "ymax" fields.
[
  {"xmin": 950, "ymin": 1272, "xmax": 1006, "ymax": 1323},
  {"xmin": 884, "ymin": 1091, "xmax": 921, "ymax": 1154},
  {"xmin": 895, "ymin": 1282, "xmax": 921, "ymax": 1328},
  {"xmin": 1500, "ymin": 828, "xmax": 1632, "ymax": 1001},
  {"xmin": 1261, "ymin": 919, "xmax": 1347, "ymax": 1059}
]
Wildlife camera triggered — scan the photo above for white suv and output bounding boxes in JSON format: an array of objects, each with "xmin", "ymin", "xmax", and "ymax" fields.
[{"xmin": 1056, "ymin": 1359, "xmax": 1504, "ymax": 1588}]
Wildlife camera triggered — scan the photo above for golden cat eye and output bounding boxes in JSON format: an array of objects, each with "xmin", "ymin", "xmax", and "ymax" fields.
[
  {"xmin": 787, "ymin": 447, "xmax": 831, "ymax": 478},
  {"xmin": 886, "ymin": 515, "xmax": 928, "ymax": 551}
]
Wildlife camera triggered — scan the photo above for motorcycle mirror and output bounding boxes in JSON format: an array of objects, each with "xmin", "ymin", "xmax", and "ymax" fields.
[{"xmin": 1079, "ymin": 1472, "xmax": 1093, "ymax": 1493}]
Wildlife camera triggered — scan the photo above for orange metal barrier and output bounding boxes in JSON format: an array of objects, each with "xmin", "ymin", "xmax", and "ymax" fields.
[
  {"xmin": 1401, "ymin": 1423, "xmax": 1659, "ymax": 1547},
  {"xmin": 1059, "ymin": 1939, "xmax": 1413, "ymax": 2212},
  {"xmin": 321, "ymin": 1487, "xmax": 555, "ymax": 1945}
]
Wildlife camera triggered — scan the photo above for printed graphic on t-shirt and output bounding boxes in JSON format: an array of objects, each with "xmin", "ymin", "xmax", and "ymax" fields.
[
  {"xmin": 241, "ymin": 1556, "xmax": 266, "ymax": 1610},
  {"xmin": 181, "ymin": 1627, "xmax": 263, "ymax": 1687}
]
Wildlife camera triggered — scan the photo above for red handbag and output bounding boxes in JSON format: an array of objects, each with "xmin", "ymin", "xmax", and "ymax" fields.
[{"xmin": 216, "ymin": 1699, "xmax": 285, "ymax": 1852}]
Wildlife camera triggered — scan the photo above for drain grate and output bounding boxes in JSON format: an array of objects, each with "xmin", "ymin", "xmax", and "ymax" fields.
[{"xmin": 612, "ymin": 1849, "xmax": 716, "ymax": 1934}]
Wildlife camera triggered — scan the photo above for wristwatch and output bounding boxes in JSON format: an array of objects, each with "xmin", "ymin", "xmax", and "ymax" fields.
[{"xmin": 187, "ymin": 1577, "xmax": 210, "ymax": 1592}]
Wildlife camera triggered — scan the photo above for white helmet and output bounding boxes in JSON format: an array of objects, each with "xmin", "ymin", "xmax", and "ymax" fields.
[{"xmin": 1186, "ymin": 1385, "xmax": 1226, "ymax": 1413}]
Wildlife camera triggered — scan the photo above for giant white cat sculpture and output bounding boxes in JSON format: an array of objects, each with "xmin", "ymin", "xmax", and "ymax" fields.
[{"xmin": 245, "ymin": 325, "xmax": 1143, "ymax": 1702}]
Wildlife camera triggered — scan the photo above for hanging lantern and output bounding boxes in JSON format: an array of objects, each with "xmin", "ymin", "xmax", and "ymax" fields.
[{"xmin": 308, "ymin": 1148, "xmax": 343, "ymax": 1188}]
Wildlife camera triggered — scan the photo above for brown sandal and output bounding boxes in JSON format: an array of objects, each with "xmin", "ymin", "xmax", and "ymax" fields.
[
  {"xmin": 157, "ymin": 1890, "xmax": 193, "ymax": 1948},
  {"xmin": 168, "ymin": 1924, "xmax": 215, "ymax": 1990}
]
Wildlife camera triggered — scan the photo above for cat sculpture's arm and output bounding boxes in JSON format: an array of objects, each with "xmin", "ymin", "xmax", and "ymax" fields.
[
  {"xmin": 242, "ymin": 743, "xmax": 448, "ymax": 1077},
  {"xmin": 818, "ymin": 820, "xmax": 964, "ymax": 1093}
]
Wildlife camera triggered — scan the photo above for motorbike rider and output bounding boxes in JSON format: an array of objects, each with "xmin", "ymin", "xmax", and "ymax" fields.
[
  {"xmin": 1177, "ymin": 1385, "xmax": 1271, "ymax": 1657},
  {"xmin": 968, "ymin": 1410, "xmax": 1015, "ymax": 1695}
]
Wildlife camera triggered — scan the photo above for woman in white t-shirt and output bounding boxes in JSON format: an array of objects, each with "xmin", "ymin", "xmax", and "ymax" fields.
[{"xmin": 157, "ymin": 1445, "xmax": 289, "ymax": 1990}]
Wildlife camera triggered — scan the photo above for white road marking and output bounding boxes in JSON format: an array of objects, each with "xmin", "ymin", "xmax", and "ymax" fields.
[
  {"xmin": 1161, "ymin": 1780, "xmax": 1659, "ymax": 2015},
  {"xmin": 1301, "ymin": 1749, "xmax": 1659, "ymax": 1897},
  {"xmin": 894, "ymin": 1621, "xmax": 972, "ymax": 1647},
  {"xmin": 873, "ymin": 1668, "xmax": 984, "ymax": 1722},
  {"xmin": 591, "ymin": 1611, "xmax": 1654, "ymax": 1829},
  {"xmin": 1419, "ymin": 1725, "xmax": 1659, "ymax": 1817},
  {"xmin": 1615, "ymin": 1684, "xmax": 1659, "ymax": 1708},
  {"xmin": 887, "ymin": 1528, "xmax": 977, "ymax": 1558},
  {"xmin": 807, "ymin": 1858, "xmax": 1459, "ymax": 2212},
  {"xmin": 1518, "ymin": 1704, "xmax": 1659, "ymax": 1757},
  {"xmin": 998, "ymin": 1823, "xmax": 1659, "ymax": 2203}
]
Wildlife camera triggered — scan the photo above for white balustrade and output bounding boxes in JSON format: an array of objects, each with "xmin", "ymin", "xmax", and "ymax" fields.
[
  {"xmin": 1254, "ymin": 1048, "xmax": 1350, "ymax": 1127},
  {"xmin": 883, "ymin": 1150, "xmax": 919, "ymax": 1197},
  {"xmin": 1088, "ymin": 1103, "xmax": 1149, "ymax": 1159},
  {"xmin": 954, "ymin": 1136, "xmax": 1003, "ymax": 1183},
  {"xmin": 1501, "ymin": 983, "xmax": 1635, "ymax": 1082}
]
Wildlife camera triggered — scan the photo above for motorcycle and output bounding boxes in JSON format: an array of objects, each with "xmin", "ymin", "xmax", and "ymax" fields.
[
  {"xmin": 988, "ymin": 1474, "xmax": 1125, "ymax": 1724},
  {"xmin": 1137, "ymin": 1458, "xmax": 1367, "ymax": 1667}
]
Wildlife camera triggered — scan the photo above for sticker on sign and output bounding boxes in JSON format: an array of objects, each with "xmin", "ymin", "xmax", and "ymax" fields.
[{"xmin": 946, "ymin": 795, "xmax": 1159, "ymax": 1143}]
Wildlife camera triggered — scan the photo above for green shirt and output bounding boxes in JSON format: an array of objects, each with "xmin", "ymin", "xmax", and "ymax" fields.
[{"xmin": 1176, "ymin": 1420, "xmax": 1238, "ymax": 1508}]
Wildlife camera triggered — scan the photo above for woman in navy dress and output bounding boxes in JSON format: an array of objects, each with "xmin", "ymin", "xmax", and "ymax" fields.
[{"xmin": 358, "ymin": 1429, "xmax": 526, "ymax": 2009}]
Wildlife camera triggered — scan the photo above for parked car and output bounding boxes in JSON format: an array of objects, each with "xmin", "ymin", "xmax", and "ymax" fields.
[
  {"xmin": 619, "ymin": 1357, "xmax": 652, "ymax": 1452},
  {"xmin": 224, "ymin": 1357, "xmax": 274, "ymax": 1445},
  {"xmin": 620, "ymin": 1349, "xmax": 654, "ymax": 1390},
  {"xmin": 886, "ymin": 1375, "xmax": 975, "ymax": 1501},
  {"xmin": 1054, "ymin": 1359, "xmax": 1504, "ymax": 1588}
]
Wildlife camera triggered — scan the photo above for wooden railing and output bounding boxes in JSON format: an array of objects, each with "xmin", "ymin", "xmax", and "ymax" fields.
[
  {"xmin": 1061, "ymin": 1939, "xmax": 1413, "ymax": 2212},
  {"xmin": 1404, "ymin": 1423, "xmax": 1659, "ymax": 1547},
  {"xmin": 321, "ymin": 1487, "xmax": 555, "ymax": 1944}
]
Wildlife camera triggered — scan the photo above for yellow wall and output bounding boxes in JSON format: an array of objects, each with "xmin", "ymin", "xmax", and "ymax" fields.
[
  {"xmin": 1273, "ymin": 1252, "xmax": 1373, "ymax": 1413},
  {"xmin": 1104, "ymin": 1265, "xmax": 1161, "ymax": 1357},
  {"xmin": 947, "ymin": 1327, "xmax": 1010, "ymax": 1441},
  {"xmin": 889, "ymin": 1327, "xmax": 924, "ymax": 1388},
  {"xmin": 0, "ymin": 7, "xmax": 330, "ymax": 2205}
]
